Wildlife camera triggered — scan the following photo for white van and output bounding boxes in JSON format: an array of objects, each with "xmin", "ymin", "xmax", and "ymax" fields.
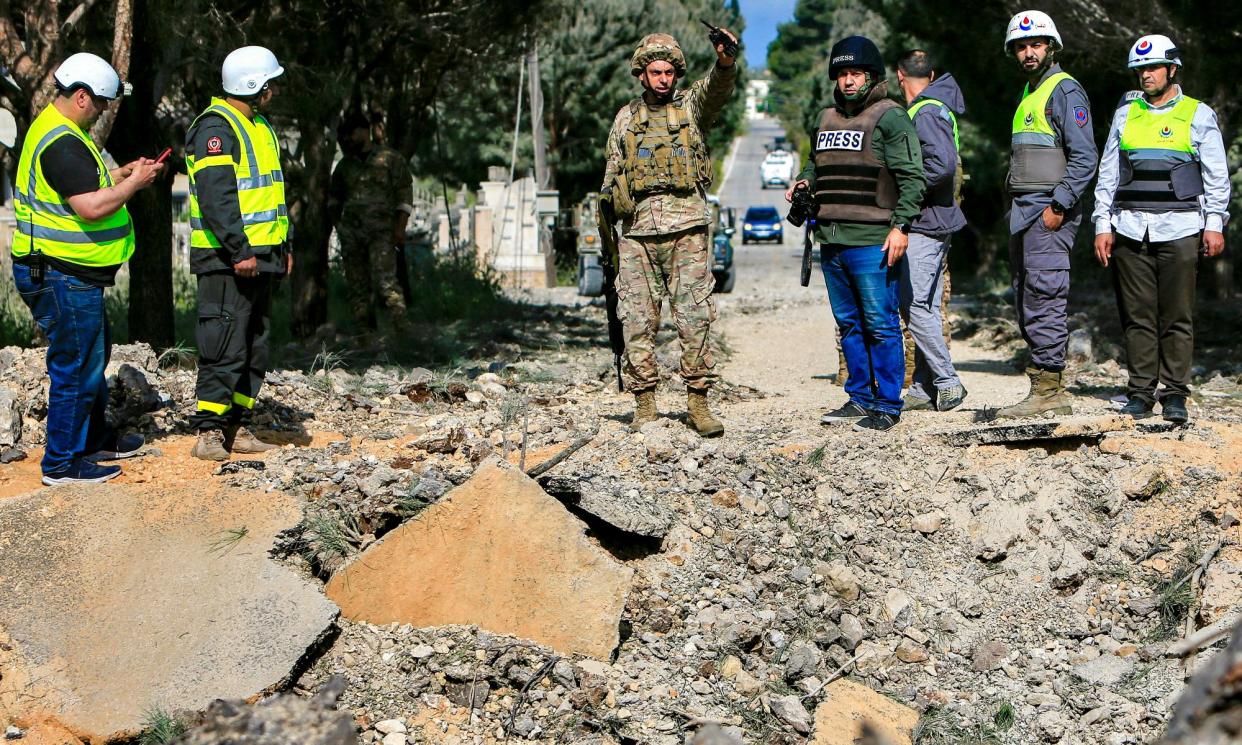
[{"xmin": 760, "ymin": 149, "xmax": 794, "ymax": 189}]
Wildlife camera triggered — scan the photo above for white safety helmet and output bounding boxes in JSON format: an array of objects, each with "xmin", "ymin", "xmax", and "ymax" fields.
[
  {"xmin": 1004, "ymin": 11, "xmax": 1063, "ymax": 53},
  {"xmin": 221, "ymin": 46, "xmax": 284, "ymax": 96},
  {"xmin": 53, "ymin": 52, "xmax": 129, "ymax": 100},
  {"xmin": 1128, "ymin": 34, "xmax": 1181, "ymax": 68}
]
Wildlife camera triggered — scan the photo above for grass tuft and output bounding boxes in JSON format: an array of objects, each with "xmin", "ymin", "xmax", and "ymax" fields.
[
  {"xmin": 138, "ymin": 707, "xmax": 187, "ymax": 745},
  {"xmin": 206, "ymin": 526, "xmax": 249, "ymax": 556},
  {"xmin": 914, "ymin": 706, "xmax": 1002, "ymax": 745}
]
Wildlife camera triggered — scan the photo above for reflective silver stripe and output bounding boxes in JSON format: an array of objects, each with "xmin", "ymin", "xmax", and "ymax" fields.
[
  {"xmin": 13, "ymin": 191, "xmax": 74, "ymax": 217},
  {"xmin": 206, "ymin": 105, "xmax": 260, "ymax": 173},
  {"xmin": 20, "ymin": 125, "xmax": 77, "ymax": 204},
  {"xmin": 190, "ymin": 204, "xmax": 286, "ymax": 230},
  {"xmin": 1011, "ymin": 132, "xmax": 1057, "ymax": 146},
  {"xmin": 271, "ymin": 169, "xmax": 284, "ymax": 182},
  {"xmin": 237, "ymin": 174, "xmax": 274, "ymax": 190},
  {"xmin": 1122, "ymin": 147, "xmax": 1194, "ymax": 162},
  {"xmin": 17, "ymin": 221, "xmax": 131, "ymax": 243}
]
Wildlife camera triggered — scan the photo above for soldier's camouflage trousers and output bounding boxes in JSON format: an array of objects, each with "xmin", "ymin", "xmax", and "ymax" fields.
[
  {"xmin": 338, "ymin": 224, "xmax": 407, "ymax": 332},
  {"xmin": 617, "ymin": 227, "xmax": 718, "ymax": 393}
]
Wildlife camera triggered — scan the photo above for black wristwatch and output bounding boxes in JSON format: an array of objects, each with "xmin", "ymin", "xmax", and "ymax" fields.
[
  {"xmin": 1049, "ymin": 201, "xmax": 1066, "ymax": 215},
  {"xmin": 895, "ymin": 223, "xmax": 911, "ymax": 234}
]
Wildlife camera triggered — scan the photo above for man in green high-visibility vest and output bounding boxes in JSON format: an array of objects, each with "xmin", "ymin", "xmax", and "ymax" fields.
[
  {"xmin": 1093, "ymin": 35, "xmax": 1230, "ymax": 424},
  {"xmin": 11, "ymin": 53, "xmax": 163, "ymax": 485},
  {"xmin": 894, "ymin": 49, "xmax": 967, "ymax": 414},
  {"xmin": 996, "ymin": 10, "xmax": 1098, "ymax": 419},
  {"xmin": 186, "ymin": 46, "xmax": 291, "ymax": 461}
]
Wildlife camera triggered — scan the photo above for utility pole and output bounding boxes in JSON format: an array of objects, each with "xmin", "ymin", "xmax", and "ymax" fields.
[{"xmin": 526, "ymin": 43, "xmax": 550, "ymax": 189}]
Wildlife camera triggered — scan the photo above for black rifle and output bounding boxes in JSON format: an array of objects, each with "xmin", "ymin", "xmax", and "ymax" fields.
[
  {"xmin": 701, "ymin": 20, "xmax": 739, "ymax": 59},
  {"xmin": 596, "ymin": 193, "xmax": 627, "ymax": 391}
]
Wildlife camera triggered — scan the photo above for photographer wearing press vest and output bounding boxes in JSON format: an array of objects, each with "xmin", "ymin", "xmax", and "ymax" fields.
[
  {"xmin": 787, "ymin": 36, "xmax": 925, "ymax": 432},
  {"xmin": 1093, "ymin": 35, "xmax": 1230, "ymax": 424},
  {"xmin": 11, "ymin": 53, "xmax": 162, "ymax": 485}
]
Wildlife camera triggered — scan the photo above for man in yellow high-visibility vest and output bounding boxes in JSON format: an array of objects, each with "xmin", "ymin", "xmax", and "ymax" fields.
[
  {"xmin": 186, "ymin": 46, "xmax": 291, "ymax": 461},
  {"xmin": 996, "ymin": 11, "xmax": 1098, "ymax": 419},
  {"xmin": 1093, "ymin": 35, "xmax": 1230, "ymax": 424},
  {"xmin": 11, "ymin": 53, "xmax": 163, "ymax": 485}
]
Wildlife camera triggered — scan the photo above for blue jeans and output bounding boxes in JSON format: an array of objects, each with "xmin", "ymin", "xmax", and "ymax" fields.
[
  {"xmin": 821, "ymin": 244, "xmax": 904, "ymax": 416},
  {"xmin": 12, "ymin": 263, "xmax": 111, "ymax": 474}
]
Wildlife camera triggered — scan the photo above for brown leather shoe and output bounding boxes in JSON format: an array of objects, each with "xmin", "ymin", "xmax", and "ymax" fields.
[{"xmin": 228, "ymin": 425, "xmax": 278, "ymax": 454}]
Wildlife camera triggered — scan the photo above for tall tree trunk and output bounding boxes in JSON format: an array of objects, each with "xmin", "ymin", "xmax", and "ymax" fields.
[
  {"xmin": 90, "ymin": 0, "xmax": 131, "ymax": 144},
  {"xmin": 289, "ymin": 117, "xmax": 334, "ymax": 337},
  {"xmin": 105, "ymin": 0, "xmax": 172, "ymax": 347}
]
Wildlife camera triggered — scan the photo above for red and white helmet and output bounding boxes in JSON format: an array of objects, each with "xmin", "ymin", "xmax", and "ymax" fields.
[
  {"xmin": 1004, "ymin": 11, "xmax": 1062, "ymax": 53},
  {"xmin": 1128, "ymin": 34, "xmax": 1181, "ymax": 69}
]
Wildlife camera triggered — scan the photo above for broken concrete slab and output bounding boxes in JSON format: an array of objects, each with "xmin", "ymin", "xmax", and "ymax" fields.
[
  {"xmin": 173, "ymin": 676, "xmax": 354, "ymax": 745},
  {"xmin": 0, "ymin": 481, "xmax": 338, "ymax": 740},
  {"xmin": 326, "ymin": 457, "xmax": 634, "ymax": 659},
  {"xmin": 541, "ymin": 473, "xmax": 673, "ymax": 538},
  {"xmin": 812, "ymin": 679, "xmax": 918, "ymax": 745},
  {"xmin": 939, "ymin": 415, "xmax": 1134, "ymax": 447}
]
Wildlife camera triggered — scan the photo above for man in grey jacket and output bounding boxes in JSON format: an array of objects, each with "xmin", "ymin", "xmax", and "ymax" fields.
[
  {"xmin": 997, "ymin": 11, "xmax": 1098, "ymax": 419},
  {"xmin": 895, "ymin": 50, "xmax": 967, "ymax": 412}
]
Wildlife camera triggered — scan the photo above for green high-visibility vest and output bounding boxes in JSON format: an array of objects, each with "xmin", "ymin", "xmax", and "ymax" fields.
[
  {"xmin": 12, "ymin": 104, "xmax": 134, "ymax": 266},
  {"xmin": 908, "ymin": 97, "xmax": 959, "ymax": 150},
  {"xmin": 1008, "ymin": 71, "xmax": 1074, "ymax": 194},
  {"xmin": 187, "ymin": 97, "xmax": 289, "ymax": 250},
  {"xmin": 1116, "ymin": 93, "xmax": 1201, "ymax": 211}
]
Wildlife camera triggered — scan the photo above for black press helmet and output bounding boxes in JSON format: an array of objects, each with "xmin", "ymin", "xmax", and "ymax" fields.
[{"xmin": 828, "ymin": 36, "xmax": 885, "ymax": 79}]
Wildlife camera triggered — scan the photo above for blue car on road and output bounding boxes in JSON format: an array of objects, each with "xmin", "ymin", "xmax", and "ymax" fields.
[{"xmin": 741, "ymin": 206, "xmax": 783, "ymax": 244}]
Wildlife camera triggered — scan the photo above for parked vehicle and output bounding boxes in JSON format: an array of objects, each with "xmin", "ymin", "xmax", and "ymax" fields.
[
  {"xmin": 575, "ymin": 193, "xmax": 606, "ymax": 297},
  {"xmin": 708, "ymin": 195, "xmax": 737, "ymax": 294},
  {"xmin": 741, "ymin": 206, "xmax": 783, "ymax": 244}
]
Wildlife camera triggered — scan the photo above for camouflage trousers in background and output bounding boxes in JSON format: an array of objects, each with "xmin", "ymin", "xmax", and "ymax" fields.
[
  {"xmin": 338, "ymin": 224, "xmax": 408, "ymax": 332},
  {"xmin": 838, "ymin": 264, "xmax": 952, "ymax": 387},
  {"xmin": 617, "ymin": 227, "xmax": 719, "ymax": 393}
]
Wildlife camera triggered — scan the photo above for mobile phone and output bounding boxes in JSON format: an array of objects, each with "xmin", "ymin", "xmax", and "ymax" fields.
[{"xmin": 155, "ymin": 147, "xmax": 172, "ymax": 165}]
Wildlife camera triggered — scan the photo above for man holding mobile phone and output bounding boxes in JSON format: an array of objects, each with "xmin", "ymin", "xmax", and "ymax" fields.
[{"xmin": 11, "ymin": 53, "xmax": 162, "ymax": 484}]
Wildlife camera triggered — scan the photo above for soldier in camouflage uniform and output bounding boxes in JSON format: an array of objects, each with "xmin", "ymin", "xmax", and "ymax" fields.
[
  {"xmin": 329, "ymin": 112, "xmax": 414, "ymax": 334},
  {"xmin": 602, "ymin": 29, "xmax": 737, "ymax": 437}
]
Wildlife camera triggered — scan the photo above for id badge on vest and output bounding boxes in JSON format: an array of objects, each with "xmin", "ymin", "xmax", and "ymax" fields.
[{"xmin": 815, "ymin": 130, "xmax": 865, "ymax": 152}]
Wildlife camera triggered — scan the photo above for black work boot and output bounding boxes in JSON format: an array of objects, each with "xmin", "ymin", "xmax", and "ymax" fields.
[
  {"xmin": 1120, "ymin": 396, "xmax": 1156, "ymax": 419},
  {"xmin": 1161, "ymin": 395, "xmax": 1189, "ymax": 424}
]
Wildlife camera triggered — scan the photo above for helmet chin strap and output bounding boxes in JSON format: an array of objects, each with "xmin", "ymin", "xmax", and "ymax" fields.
[{"xmin": 841, "ymin": 72, "xmax": 874, "ymax": 102}]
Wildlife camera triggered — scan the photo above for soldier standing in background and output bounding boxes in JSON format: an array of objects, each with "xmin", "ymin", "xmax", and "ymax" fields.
[
  {"xmin": 601, "ymin": 28, "xmax": 738, "ymax": 437},
  {"xmin": 330, "ymin": 111, "xmax": 414, "ymax": 335}
]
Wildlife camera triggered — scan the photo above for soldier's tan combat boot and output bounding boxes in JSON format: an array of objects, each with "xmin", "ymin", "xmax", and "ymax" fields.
[
  {"xmin": 995, "ymin": 367, "xmax": 1073, "ymax": 419},
  {"xmin": 687, "ymin": 390, "xmax": 725, "ymax": 438},
  {"xmin": 630, "ymin": 390, "xmax": 658, "ymax": 431},
  {"xmin": 229, "ymin": 425, "xmax": 278, "ymax": 454},
  {"xmin": 191, "ymin": 429, "xmax": 229, "ymax": 461}
]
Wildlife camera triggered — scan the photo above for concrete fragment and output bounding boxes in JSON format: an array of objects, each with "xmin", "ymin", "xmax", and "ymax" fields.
[
  {"xmin": 911, "ymin": 512, "xmax": 942, "ymax": 534},
  {"xmin": 1072, "ymin": 654, "xmax": 1135, "ymax": 687},
  {"xmin": 0, "ymin": 481, "xmax": 338, "ymax": 740},
  {"xmin": 1122, "ymin": 464, "xmax": 1170, "ymax": 500},
  {"xmin": 940, "ymin": 415, "xmax": 1133, "ymax": 446},
  {"xmin": 822, "ymin": 563, "xmax": 861, "ymax": 603},
  {"xmin": 972, "ymin": 640, "xmax": 1010, "ymax": 672},
  {"xmin": 541, "ymin": 475, "xmax": 673, "ymax": 538},
  {"xmin": 173, "ymin": 678, "xmax": 354, "ymax": 745},
  {"xmin": 326, "ymin": 458, "xmax": 634, "ymax": 659},
  {"xmin": 812, "ymin": 679, "xmax": 918, "ymax": 745},
  {"xmin": 0, "ymin": 386, "xmax": 20, "ymax": 447},
  {"xmin": 769, "ymin": 695, "xmax": 811, "ymax": 734}
]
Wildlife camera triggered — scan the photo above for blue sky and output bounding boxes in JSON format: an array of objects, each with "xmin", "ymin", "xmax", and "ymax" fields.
[{"xmin": 740, "ymin": 0, "xmax": 797, "ymax": 70}]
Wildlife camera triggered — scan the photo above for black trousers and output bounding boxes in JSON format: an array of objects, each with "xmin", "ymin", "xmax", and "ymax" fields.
[
  {"xmin": 190, "ymin": 272, "xmax": 272, "ymax": 431},
  {"xmin": 1111, "ymin": 231, "xmax": 1200, "ymax": 401}
]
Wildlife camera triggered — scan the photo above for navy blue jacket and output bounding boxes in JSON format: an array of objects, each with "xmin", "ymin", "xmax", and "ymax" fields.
[{"xmin": 909, "ymin": 73, "xmax": 968, "ymax": 237}]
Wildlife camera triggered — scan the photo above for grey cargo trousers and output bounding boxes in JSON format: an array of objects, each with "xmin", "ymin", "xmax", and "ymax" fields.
[{"xmin": 1009, "ymin": 212, "xmax": 1081, "ymax": 371}]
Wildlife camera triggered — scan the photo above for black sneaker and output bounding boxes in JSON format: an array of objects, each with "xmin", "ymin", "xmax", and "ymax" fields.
[
  {"xmin": 853, "ymin": 411, "xmax": 900, "ymax": 432},
  {"xmin": 936, "ymin": 385, "xmax": 969, "ymax": 412},
  {"xmin": 42, "ymin": 459, "xmax": 122, "ymax": 486},
  {"xmin": 1120, "ymin": 396, "xmax": 1155, "ymax": 419},
  {"xmin": 821, "ymin": 401, "xmax": 869, "ymax": 425},
  {"xmin": 1161, "ymin": 395, "xmax": 1189, "ymax": 424},
  {"xmin": 85, "ymin": 432, "xmax": 146, "ymax": 461},
  {"xmin": 903, "ymin": 394, "xmax": 934, "ymax": 411}
]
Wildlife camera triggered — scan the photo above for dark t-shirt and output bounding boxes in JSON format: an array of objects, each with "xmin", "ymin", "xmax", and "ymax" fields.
[{"xmin": 15, "ymin": 136, "xmax": 122, "ymax": 286}]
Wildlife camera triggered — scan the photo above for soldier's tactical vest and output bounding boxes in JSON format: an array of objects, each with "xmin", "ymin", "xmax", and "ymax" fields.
[
  {"xmin": 622, "ymin": 91, "xmax": 713, "ymax": 198},
  {"xmin": 13, "ymin": 104, "xmax": 134, "ymax": 266},
  {"xmin": 1116, "ymin": 93, "xmax": 1203, "ymax": 212},
  {"xmin": 186, "ymin": 97, "xmax": 289, "ymax": 251},
  {"xmin": 812, "ymin": 89, "xmax": 900, "ymax": 225},
  {"xmin": 1009, "ymin": 71, "xmax": 1073, "ymax": 194},
  {"xmin": 907, "ymin": 97, "xmax": 963, "ymax": 207}
]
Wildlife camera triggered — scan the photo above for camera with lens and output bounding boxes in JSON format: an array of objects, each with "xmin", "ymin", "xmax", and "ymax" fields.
[{"xmin": 786, "ymin": 186, "xmax": 816, "ymax": 228}]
